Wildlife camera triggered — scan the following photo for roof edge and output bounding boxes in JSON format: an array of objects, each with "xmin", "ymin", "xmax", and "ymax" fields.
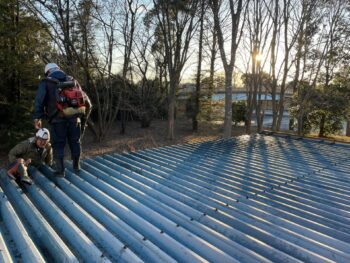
[{"xmin": 260, "ymin": 130, "xmax": 350, "ymax": 147}]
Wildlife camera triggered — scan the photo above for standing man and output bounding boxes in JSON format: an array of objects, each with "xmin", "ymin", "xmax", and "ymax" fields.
[
  {"xmin": 33, "ymin": 63, "xmax": 92, "ymax": 177},
  {"xmin": 8, "ymin": 128, "xmax": 53, "ymax": 185}
]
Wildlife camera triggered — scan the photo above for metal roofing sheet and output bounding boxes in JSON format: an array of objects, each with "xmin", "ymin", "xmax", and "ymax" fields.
[{"xmin": 0, "ymin": 134, "xmax": 349, "ymax": 262}]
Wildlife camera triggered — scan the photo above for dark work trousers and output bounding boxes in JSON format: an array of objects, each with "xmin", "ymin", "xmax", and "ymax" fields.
[{"xmin": 51, "ymin": 121, "xmax": 81, "ymax": 160}]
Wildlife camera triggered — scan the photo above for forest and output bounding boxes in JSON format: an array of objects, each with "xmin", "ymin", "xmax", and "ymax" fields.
[{"xmin": 1, "ymin": 0, "xmax": 350, "ymax": 150}]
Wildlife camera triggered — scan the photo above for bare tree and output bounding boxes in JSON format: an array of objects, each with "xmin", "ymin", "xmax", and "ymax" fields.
[
  {"xmin": 269, "ymin": 0, "xmax": 280, "ymax": 131},
  {"xmin": 288, "ymin": 0, "xmax": 308, "ymax": 130},
  {"xmin": 210, "ymin": 0, "xmax": 247, "ymax": 138},
  {"xmin": 25, "ymin": 0, "xmax": 122, "ymax": 141},
  {"xmin": 89, "ymin": 0, "xmax": 122, "ymax": 141},
  {"xmin": 200, "ymin": 7, "xmax": 218, "ymax": 120},
  {"xmin": 275, "ymin": 0, "xmax": 300, "ymax": 131},
  {"xmin": 193, "ymin": 0, "xmax": 207, "ymax": 131},
  {"xmin": 152, "ymin": 0, "xmax": 199, "ymax": 139},
  {"xmin": 245, "ymin": 0, "xmax": 273, "ymax": 133},
  {"xmin": 118, "ymin": 0, "xmax": 145, "ymax": 134},
  {"xmin": 130, "ymin": 18, "xmax": 167, "ymax": 128}
]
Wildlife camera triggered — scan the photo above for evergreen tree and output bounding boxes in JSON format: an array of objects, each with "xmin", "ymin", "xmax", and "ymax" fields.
[{"xmin": 0, "ymin": 0, "xmax": 51, "ymax": 148}]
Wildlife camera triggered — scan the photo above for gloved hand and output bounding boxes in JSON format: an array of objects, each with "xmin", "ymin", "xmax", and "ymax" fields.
[{"xmin": 34, "ymin": 119, "xmax": 42, "ymax": 129}]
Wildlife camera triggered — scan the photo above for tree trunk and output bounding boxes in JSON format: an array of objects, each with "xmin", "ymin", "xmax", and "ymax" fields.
[
  {"xmin": 167, "ymin": 76, "xmax": 178, "ymax": 140},
  {"xmin": 224, "ymin": 69, "xmax": 233, "ymax": 137},
  {"xmin": 319, "ymin": 113, "xmax": 326, "ymax": 137},
  {"xmin": 346, "ymin": 120, "xmax": 350, "ymax": 137},
  {"xmin": 120, "ymin": 0, "xmax": 137, "ymax": 135},
  {"xmin": 256, "ymin": 71, "xmax": 263, "ymax": 133},
  {"xmin": 207, "ymin": 30, "xmax": 217, "ymax": 121},
  {"xmin": 297, "ymin": 110, "xmax": 304, "ymax": 136},
  {"xmin": 276, "ymin": 0, "xmax": 289, "ymax": 131},
  {"xmin": 270, "ymin": 0, "xmax": 279, "ymax": 131},
  {"xmin": 120, "ymin": 110, "xmax": 126, "ymax": 134},
  {"xmin": 245, "ymin": 77, "xmax": 254, "ymax": 134},
  {"xmin": 245, "ymin": 115, "xmax": 252, "ymax": 134},
  {"xmin": 288, "ymin": 118, "xmax": 295, "ymax": 131},
  {"xmin": 290, "ymin": 1, "xmax": 308, "ymax": 131},
  {"xmin": 211, "ymin": 0, "xmax": 244, "ymax": 138},
  {"xmin": 193, "ymin": 0, "xmax": 205, "ymax": 132}
]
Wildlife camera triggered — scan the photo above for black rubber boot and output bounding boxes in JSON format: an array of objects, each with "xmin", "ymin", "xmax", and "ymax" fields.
[
  {"xmin": 73, "ymin": 157, "xmax": 81, "ymax": 173},
  {"xmin": 20, "ymin": 170, "xmax": 33, "ymax": 185},
  {"xmin": 53, "ymin": 158, "xmax": 65, "ymax": 177},
  {"xmin": 21, "ymin": 174, "xmax": 33, "ymax": 185},
  {"xmin": 16, "ymin": 163, "xmax": 33, "ymax": 185}
]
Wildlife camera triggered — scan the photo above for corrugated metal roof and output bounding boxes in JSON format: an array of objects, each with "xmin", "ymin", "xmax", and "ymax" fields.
[{"xmin": 0, "ymin": 134, "xmax": 350, "ymax": 262}]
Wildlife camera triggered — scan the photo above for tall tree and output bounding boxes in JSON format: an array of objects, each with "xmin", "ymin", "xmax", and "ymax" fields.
[
  {"xmin": 119, "ymin": 0, "xmax": 144, "ymax": 134},
  {"xmin": 152, "ymin": 0, "xmax": 199, "ymax": 139},
  {"xmin": 245, "ymin": 0, "xmax": 273, "ymax": 133},
  {"xmin": 291, "ymin": 0, "xmax": 321, "ymax": 135},
  {"xmin": 193, "ymin": 0, "xmax": 207, "ymax": 131},
  {"xmin": 131, "ymin": 25, "xmax": 168, "ymax": 128},
  {"xmin": 318, "ymin": 0, "xmax": 349, "ymax": 136},
  {"xmin": 293, "ymin": 0, "xmax": 348, "ymax": 135},
  {"xmin": 210, "ymin": 0, "xmax": 247, "ymax": 138},
  {"xmin": 0, "ymin": 0, "xmax": 52, "ymax": 147},
  {"xmin": 0, "ymin": 0, "xmax": 50, "ymax": 103},
  {"xmin": 269, "ymin": 0, "xmax": 279, "ymax": 131},
  {"xmin": 1, "ymin": 0, "xmax": 20, "ymax": 103},
  {"xmin": 275, "ymin": 0, "xmax": 300, "ymax": 130},
  {"xmin": 200, "ymin": 7, "xmax": 218, "ymax": 120}
]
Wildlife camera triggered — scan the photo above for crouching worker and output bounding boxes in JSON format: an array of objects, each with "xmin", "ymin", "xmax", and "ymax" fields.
[{"xmin": 7, "ymin": 128, "xmax": 53, "ymax": 185}]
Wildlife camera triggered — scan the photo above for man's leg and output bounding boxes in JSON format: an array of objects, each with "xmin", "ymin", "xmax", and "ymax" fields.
[
  {"xmin": 17, "ymin": 163, "xmax": 33, "ymax": 185},
  {"xmin": 51, "ymin": 122, "xmax": 67, "ymax": 177},
  {"xmin": 7, "ymin": 160, "xmax": 21, "ymax": 180},
  {"xmin": 67, "ymin": 121, "xmax": 81, "ymax": 173},
  {"xmin": 7, "ymin": 159, "xmax": 32, "ymax": 185}
]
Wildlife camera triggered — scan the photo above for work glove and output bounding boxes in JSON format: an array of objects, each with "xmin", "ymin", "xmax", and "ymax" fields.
[{"xmin": 34, "ymin": 119, "xmax": 42, "ymax": 129}]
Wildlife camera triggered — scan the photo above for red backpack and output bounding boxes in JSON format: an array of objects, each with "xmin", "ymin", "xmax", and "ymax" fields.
[
  {"xmin": 46, "ymin": 77, "xmax": 87, "ymax": 116},
  {"xmin": 56, "ymin": 79, "xmax": 86, "ymax": 111}
]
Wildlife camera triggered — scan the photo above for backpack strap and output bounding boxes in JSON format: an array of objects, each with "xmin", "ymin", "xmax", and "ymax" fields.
[
  {"xmin": 44, "ymin": 76, "xmax": 60, "ymax": 84},
  {"xmin": 45, "ymin": 77, "xmax": 75, "ymax": 89}
]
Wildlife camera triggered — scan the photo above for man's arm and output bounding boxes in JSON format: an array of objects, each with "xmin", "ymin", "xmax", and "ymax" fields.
[
  {"xmin": 45, "ymin": 145, "xmax": 53, "ymax": 166},
  {"xmin": 33, "ymin": 80, "xmax": 47, "ymax": 128}
]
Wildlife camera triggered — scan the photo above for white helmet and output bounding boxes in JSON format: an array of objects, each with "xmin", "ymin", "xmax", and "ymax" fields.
[
  {"xmin": 36, "ymin": 128, "xmax": 50, "ymax": 140},
  {"xmin": 44, "ymin": 63, "xmax": 59, "ymax": 74}
]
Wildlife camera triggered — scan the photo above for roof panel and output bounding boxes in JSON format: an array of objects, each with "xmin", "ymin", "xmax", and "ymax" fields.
[{"xmin": 0, "ymin": 134, "xmax": 349, "ymax": 262}]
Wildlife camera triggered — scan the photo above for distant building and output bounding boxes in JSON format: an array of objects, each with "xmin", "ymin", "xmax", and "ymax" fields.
[{"xmin": 177, "ymin": 82, "xmax": 293, "ymax": 111}]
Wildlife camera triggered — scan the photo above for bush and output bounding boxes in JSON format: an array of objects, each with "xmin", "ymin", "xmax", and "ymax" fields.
[{"xmin": 307, "ymin": 110, "xmax": 344, "ymax": 136}]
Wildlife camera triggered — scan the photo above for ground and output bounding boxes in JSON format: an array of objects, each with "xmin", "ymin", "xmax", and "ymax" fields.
[
  {"xmin": 81, "ymin": 119, "xmax": 249, "ymax": 157},
  {"xmin": 1, "ymin": 118, "xmax": 349, "ymax": 169},
  {"xmin": 0, "ymin": 119, "xmax": 248, "ymax": 168}
]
